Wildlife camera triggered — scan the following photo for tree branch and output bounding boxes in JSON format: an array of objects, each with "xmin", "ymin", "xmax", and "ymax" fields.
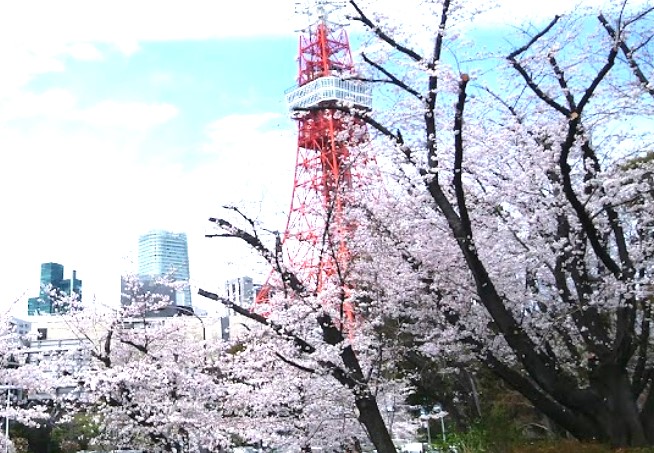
[
  {"xmin": 507, "ymin": 16, "xmax": 571, "ymax": 116},
  {"xmin": 119, "ymin": 338, "xmax": 148, "ymax": 355},
  {"xmin": 632, "ymin": 303, "xmax": 652, "ymax": 396},
  {"xmin": 576, "ymin": 44, "xmax": 618, "ymax": 112},
  {"xmin": 275, "ymin": 352, "xmax": 316, "ymax": 374},
  {"xmin": 599, "ymin": 12, "xmax": 654, "ymax": 99},
  {"xmin": 558, "ymin": 126, "xmax": 623, "ymax": 279},
  {"xmin": 453, "ymin": 74, "xmax": 472, "ymax": 238},
  {"xmin": 424, "ymin": 0, "xmax": 452, "ymax": 178},
  {"xmin": 548, "ymin": 53, "xmax": 577, "ymax": 110},
  {"xmin": 198, "ymin": 288, "xmax": 316, "ymax": 354},
  {"xmin": 361, "ymin": 53, "xmax": 423, "ymax": 100},
  {"xmin": 207, "ymin": 216, "xmax": 307, "ymax": 295},
  {"xmin": 348, "ymin": 1, "xmax": 423, "ymax": 62},
  {"xmin": 508, "ymin": 16, "xmax": 562, "ymax": 60},
  {"xmin": 486, "ymin": 352, "xmax": 600, "ymax": 441}
]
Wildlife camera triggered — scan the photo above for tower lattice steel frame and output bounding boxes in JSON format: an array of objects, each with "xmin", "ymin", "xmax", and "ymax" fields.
[{"xmin": 257, "ymin": 13, "xmax": 372, "ymax": 320}]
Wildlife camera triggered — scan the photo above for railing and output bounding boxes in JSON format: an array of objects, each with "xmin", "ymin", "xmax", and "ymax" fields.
[{"xmin": 285, "ymin": 76, "xmax": 372, "ymax": 111}]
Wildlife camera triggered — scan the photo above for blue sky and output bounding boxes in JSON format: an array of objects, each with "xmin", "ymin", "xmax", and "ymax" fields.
[
  {"xmin": 0, "ymin": 2, "xmax": 305, "ymax": 314},
  {"xmin": 25, "ymin": 39, "xmax": 298, "ymax": 167},
  {"xmin": 0, "ymin": 0, "xmax": 632, "ymax": 315}
]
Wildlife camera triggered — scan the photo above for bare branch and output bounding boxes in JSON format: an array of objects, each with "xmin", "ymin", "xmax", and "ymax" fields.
[
  {"xmin": 119, "ymin": 338, "xmax": 149, "ymax": 355},
  {"xmin": 207, "ymin": 216, "xmax": 307, "ymax": 295},
  {"xmin": 481, "ymin": 86, "xmax": 523, "ymax": 121},
  {"xmin": 430, "ymin": 0, "xmax": 451, "ymax": 68},
  {"xmin": 348, "ymin": 0, "xmax": 423, "ymax": 62},
  {"xmin": 577, "ymin": 45, "xmax": 618, "ymax": 112},
  {"xmin": 361, "ymin": 53, "xmax": 423, "ymax": 100},
  {"xmin": 424, "ymin": 0, "xmax": 452, "ymax": 178},
  {"xmin": 598, "ymin": 13, "xmax": 654, "ymax": 99},
  {"xmin": 508, "ymin": 16, "xmax": 562, "ymax": 60},
  {"xmin": 507, "ymin": 16, "xmax": 571, "ymax": 116},
  {"xmin": 198, "ymin": 288, "xmax": 316, "ymax": 354},
  {"xmin": 92, "ymin": 327, "xmax": 113, "ymax": 368},
  {"xmin": 623, "ymin": 5, "xmax": 654, "ymax": 27},
  {"xmin": 548, "ymin": 53, "xmax": 577, "ymax": 110},
  {"xmin": 275, "ymin": 352, "xmax": 317, "ymax": 374}
]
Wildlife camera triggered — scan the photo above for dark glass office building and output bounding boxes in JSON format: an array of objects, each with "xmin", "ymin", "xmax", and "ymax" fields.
[{"xmin": 27, "ymin": 262, "xmax": 82, "ymax": 315}]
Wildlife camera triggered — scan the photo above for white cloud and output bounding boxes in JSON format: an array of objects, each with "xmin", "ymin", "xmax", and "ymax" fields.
[
  {"xmin": 201, "ymin": 112, "xmax": 296, "ymax": 221},
  {"xmin": 488, "ymin": 0, "xmax": 650, "ymax": 24},
  {"xmin": 0, "ymin": 1, "xmax": 298, "ymax": 49},
  {"xmin": 0, "ymin": 0, "xmax": 299, "ymax": 105},
  {"xmin": 188, "ymin": 113, "xmax": 297, "ymax": 293},
  {"xmin": 65, "ymin": 42, "xmax": 104, "ymax": 62},
  {"xmin": 0, "ymin": 44, "xmax": 66, "ymax": 97},
  {"xmin": 0, "ymin": 89, "xmax": 178, "ymax": 132},
  {"xmin": 202, "ymin": 112, "xmax": 286, "ymax": 154},
  {"xmin": 79, "ymin": 101, "xmax": 179, "ymax": 131},
  {"xmin": 0, "ymin": 89, "xmax": 76, "ymax": 121},
  {"xmin": 0, "ymin": 2, "xmax": 301, "ymax": 312},
  {"xmin": 0, "ymin": 91, "xmax": 179, "ymax": 310},
  {"xmin": 475, "ymin": 0, "xmax": 601, "ymax": 26}
]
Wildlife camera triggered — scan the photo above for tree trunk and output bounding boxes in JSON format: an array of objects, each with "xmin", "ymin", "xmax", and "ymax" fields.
[
  {"xmin": 587, "ymin": 364, "xmax": 647, "ymax": 447},
  {"xmin": 639, "ymin": 379, "xmax": 654, "ymax": 444},
  {"xmin": 355, "ymin": 394, "xmax": 397, "ymax": 453}
]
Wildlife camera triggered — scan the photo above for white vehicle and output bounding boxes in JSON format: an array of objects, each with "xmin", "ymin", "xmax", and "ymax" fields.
[{"xmin": 401, "ymin": 443, "xmax": 425, "ymax": 453}]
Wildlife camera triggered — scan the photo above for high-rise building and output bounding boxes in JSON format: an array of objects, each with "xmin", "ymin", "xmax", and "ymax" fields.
[
  {"xmin": 138, "ymin": 230, "xmax": 192, "ymax": 307},
  {"xmin": 27, "ymin": 263, "xmax": 82, "ymax": 315},
  {"xmin": 120, "ymin": 276, "xmax": 180, "ymax": 317},
  {"xmin": 225, "ymin": 276, "xmax": 255, "ymax": 312},
  {"xmin": 224, "ymin": 276, "xmax": 262, "ymax": 340}
]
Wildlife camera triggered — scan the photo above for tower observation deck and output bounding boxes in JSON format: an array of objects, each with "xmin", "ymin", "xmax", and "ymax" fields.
[{"xmin": 285, "ymin": 75, "xmax": 372, "ymax": 112}]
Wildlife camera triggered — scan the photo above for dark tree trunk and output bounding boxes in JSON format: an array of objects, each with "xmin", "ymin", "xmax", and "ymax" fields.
[
  {"xmin": 639, "ymin": 377, "xmax": 654, "ymax": 443},
  {"xmin": 355, "ymin": 394, "xmax": 396, "ymax": 453},
  {"xmin": 588, "ymin": 364, "xmax": 647, "ymax": 447}
]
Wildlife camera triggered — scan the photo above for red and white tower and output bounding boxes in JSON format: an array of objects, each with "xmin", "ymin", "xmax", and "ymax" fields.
[{"xmin": 257, "ymin": 5, "xmax": 372, "ymax": 315}]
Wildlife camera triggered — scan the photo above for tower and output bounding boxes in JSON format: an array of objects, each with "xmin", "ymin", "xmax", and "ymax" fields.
[
  {"xmin": 138, "ymin": 230, "xmax": 192, "ymax": 307},
  {"xmin": 258, "ymin": 4, "xmax": 372, "ymax": 315}
]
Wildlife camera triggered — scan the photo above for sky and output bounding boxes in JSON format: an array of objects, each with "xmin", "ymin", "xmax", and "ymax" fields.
[
  {"xmin": 0, "ymin": 0, "xmax": 629, "ymax": 316},
  {"xmin": 0, "ymin": 1, "xmax": 305, "ymax": 315}
]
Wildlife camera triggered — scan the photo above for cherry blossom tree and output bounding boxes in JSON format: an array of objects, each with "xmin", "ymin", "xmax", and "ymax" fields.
[
  {"xmin": 0, "ymin": 314, "xmax": 78, "ymax": 453},
  {"xmin": 20, "ymin": 279, "xmax": 380, "ymax": 453},
  {"xmin": 55, "ymin": 285, "xmax": 252, "ymax": 453},
  {"xmin": 199, "ymin": 207, "xmax": 406, "ymax": 453},
  {"xmin": 201, "ymin": 0, "xmax": 654, "ymax": 448},
  {"xmin": 336, "ymin": 0, "xmax": 654, "ymax": 447}
]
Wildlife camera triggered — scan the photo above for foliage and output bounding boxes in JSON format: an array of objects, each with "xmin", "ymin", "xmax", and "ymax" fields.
[
  {"xmin": 199, "ymin": 0, "xmax": 654, "ymax": 449},
  {"xmin": 432, "ymin": 407, "xmax": 524, "ymax": 453},
  {"xmin": 11, "ymin": 437, "xmax": 28, "ymax": 453},
  {"xmin": 509, "ymin": 440, "xmax": 654, "ymax": 453},
  {"xmin": 340, "ymin": 0, "xmax": 654, "ymax": 447},
  {"xmin": 51, "ymin": 413, "xmax": 100, "ymax": 453}
]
